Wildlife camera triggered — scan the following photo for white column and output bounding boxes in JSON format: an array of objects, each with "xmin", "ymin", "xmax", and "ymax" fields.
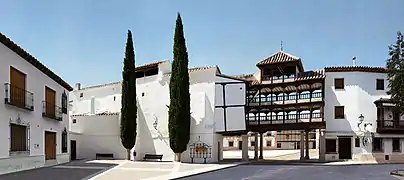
[
  {"xmin": 300, "ymin": 131, "xmax": 304, "ymax": 160},
  {"xmin": 242, "ymin": 135, "xmax": 249, "ymax": 161}
]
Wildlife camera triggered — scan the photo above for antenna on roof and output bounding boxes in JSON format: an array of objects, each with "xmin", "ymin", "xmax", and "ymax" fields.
[
  {"xmin": 280, "ymin": 41, "xmax": 283, "ymax": 51},
  {"xmin": 352, "ymin": 56, "xmax": 357, "ymax": 66}
]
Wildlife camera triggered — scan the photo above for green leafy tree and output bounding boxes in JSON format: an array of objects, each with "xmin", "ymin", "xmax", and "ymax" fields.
[
  {"xmin": 386, "ymin": 31, "xmax": 404, "ymax": 114},
  {"xmin": 120, "ymin": 30, "xmax": 137, "ymax": 160},
  {"xmin": 168, "ymin": 13, "xmax": 191, "ymax": 162}
]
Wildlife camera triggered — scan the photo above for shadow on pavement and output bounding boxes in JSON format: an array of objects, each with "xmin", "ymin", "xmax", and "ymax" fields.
[{"xmin": 0, "ymin": 159, "xmax": 120, "ymax": 180}]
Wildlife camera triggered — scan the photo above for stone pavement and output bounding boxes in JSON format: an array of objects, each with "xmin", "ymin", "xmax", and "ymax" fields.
[
  {"xmin": 89, "ymin": 160, "xmax": 243, "ymax": 180},
  {"xmin": 179, "ymin": 163, "xmax": 404, "ymax": 180},
  {"xmin": 0, "ymin": 159, "xmax": 120, "ymax": 180}
]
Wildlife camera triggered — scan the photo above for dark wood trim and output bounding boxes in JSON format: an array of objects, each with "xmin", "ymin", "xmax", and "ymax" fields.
[{"xmin": 222, "ymin": 84, "xmax": 227, "ymax": 132}]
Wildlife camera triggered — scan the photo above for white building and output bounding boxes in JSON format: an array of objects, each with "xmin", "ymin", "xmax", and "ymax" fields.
[
  {"xmin": 69, "ymin": 60, "xmax": 247, "ymax": 163},
  {"xmin": 324, "ymin": 66, "xmax": 404, "ymax": 162},
  {"xmin": 0, "ymin": 33, "xmax": 72, "ymax": 174}
]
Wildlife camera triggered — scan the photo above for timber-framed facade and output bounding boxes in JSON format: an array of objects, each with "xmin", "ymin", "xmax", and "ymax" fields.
[{"xmin": 234, "ymin": 50, "xmax": 326, "ymax": 158}]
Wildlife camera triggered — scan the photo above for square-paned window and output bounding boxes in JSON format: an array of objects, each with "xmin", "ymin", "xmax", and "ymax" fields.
[
  {"xmin": 393, "ymin": 138, "xmax": 400, "ymax": 152},
  {"xmin": 372, "ymin": 138, "xmax": 383, "ymax": 152}
]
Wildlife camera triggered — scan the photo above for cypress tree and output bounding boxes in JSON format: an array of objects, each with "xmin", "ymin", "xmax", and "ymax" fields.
[
  {"xmin": 168, "ymin": 13, "xmax": 191, "ymax": 162},
  {"xmin": 120, "ymin": 30, "xmax": 137, "ymax": 160},
  {"xmin": 386, "ymin": 31, "xmax": 404, "ymax": 114}
]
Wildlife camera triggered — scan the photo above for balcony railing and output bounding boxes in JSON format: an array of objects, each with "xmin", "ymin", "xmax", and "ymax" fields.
[
  {"xmin": 377, "ymin": 120, "xmax": 404, "ymax": 129},
  {"xmin": 4, "ymin": 83, "xmax": 34, "ymax": 111},
  {"xmin": 42, "ymin": 101, "xmax": 62, "ymax": 121},
  {"xmin": 249, "ymin": 92, "xmax": 322, "ymax": 104},
  {"xmin": 247, "ymin": 112, "xmax": 323, "ymax": 124}
]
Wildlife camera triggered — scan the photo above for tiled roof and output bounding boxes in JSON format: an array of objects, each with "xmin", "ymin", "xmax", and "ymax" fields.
[
  {"xmin": 231, "ymin": 74, "xmax": 256, "ymax": 81},
  {"xmin": 256, "ymin": 51, "xmax": 301, "ymax": 66},
  {"xmin": 324, "ymin": 66, "xmax": 387, "ymax": 73},
  {"xmin": 135, "ymin": 60, "xmax": 168, "ymax": 71},
  {"xmin": 71, "ymin": 112, "xmax": 119, "ymax": 117},
  {"xmin": 80, "ymin": 65, "xmax": 219, "ymax": 91},
  {"xmin": 373, "ymin": 98, "xmax": 395, "ymax": 104},
  {"xmin": 294, "ymin": 69, "xmax": 325, "ymax": 81},
  {"xmin": 0, "ymin": 32, "xmax": 73, "ymax": 91},
  {"xmin": 79, "ymin": 81, "xmax": 121, "ymax": 90}
]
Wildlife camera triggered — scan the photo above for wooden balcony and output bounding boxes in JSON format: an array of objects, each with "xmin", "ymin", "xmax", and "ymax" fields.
[
  {"xmin": 377, "ymin": 120, "xmax": 404, "ymax": 134},
  {"xmin": 248, "ymin": 92, "xmax": 323, "ymax": 106},
  {"xmin": 42, "ymin": 101, "xmax": 62, "ymax": 121},
  {"xmin": 247, "ymin": 112, "xmax": 325, "ymax": 131},
  {"xmin": 4, "ymin": 83, "xmax": 34, "ymax": 111}
]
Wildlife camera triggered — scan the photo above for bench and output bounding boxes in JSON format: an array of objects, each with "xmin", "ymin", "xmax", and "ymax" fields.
[
  {"xmin": 143, "ymin": 154, "xmax": 163, "ymax": 161},
  {"xmin": 95, "ymin": 153, "xmax": 114, "ymax": 160}
]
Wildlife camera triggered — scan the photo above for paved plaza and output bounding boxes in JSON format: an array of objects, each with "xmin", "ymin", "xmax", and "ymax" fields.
[{"xmin": 179, "ymin": 163, "xmax": 404, "ymax": 180}]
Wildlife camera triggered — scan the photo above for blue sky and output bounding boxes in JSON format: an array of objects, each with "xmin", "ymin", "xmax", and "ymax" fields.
[{"xmin": 1, "ymin": 0, "xmax": 403, "ymax": 87}]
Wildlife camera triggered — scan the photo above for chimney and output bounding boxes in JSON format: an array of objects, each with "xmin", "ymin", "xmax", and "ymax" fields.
[{"xmin": 75, "ymin": 83, "xmax": 81, "ymax": 90}]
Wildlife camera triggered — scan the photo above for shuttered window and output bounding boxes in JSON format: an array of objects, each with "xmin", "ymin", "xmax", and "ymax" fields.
[{"xmin": 10, "ymin": 124, "xmax": 27, "ymax": 152}]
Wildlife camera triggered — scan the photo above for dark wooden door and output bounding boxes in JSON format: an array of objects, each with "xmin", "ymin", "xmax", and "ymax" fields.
[
  {"xmin": 338, "ymin": 137, "xmax": 352, "ymax": 159},
  {"xmin": 70, "ymin": 140, "xmax": 77, "ymax": 160},
  {"xmin": 10, "ymin": 67, "xmax": 26, "ymax": 107},
  {"xmin": 45, "ymin": 87, "xmax": 56, "ymax": 117},
  {"xmin": 238, "ymin": 141, "xmax": 242, "ymax": 150},
  {"xmin": 45, "ymin": 131, "xmax": 56, "ymax": 160}
]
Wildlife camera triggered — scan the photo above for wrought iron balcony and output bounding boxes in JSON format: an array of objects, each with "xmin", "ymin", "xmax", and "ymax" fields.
[
  {"xmin": 4, "ymin": 83, "xmax": 34, "ymax": 111},
  {"xmin": 42, "ymin": 101, "xmax": 62, "ymax": 121},
  {"xmin": 377, "ymin": 120, "xmax": 404, "ymax": 133}
]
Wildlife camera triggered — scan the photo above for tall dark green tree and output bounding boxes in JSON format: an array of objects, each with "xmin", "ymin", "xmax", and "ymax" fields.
[
  {"xmin": 386, "ymin": 31, "xmax": 404, "ymax": 114},
  {"xmin": 168, "ymin": 13, "xmax": 191, "ymax": 162},
  {"xmin": 120, "ymin": 30, "xmax": 137, "ymax": 160}
]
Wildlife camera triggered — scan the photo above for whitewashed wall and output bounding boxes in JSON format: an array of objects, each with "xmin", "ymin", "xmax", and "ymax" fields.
[
  {"xmin": 324, "ymin": 71, "xmax": 389, "ymax": 133},
  {"xmin": 0, "ymin": 42, "xmax": 70, "ymax": 174},
  {"xmin": 70, "ymin": 114, "xmax": 125, "ymax": 159},
  {"xmin": 70, "ymin": 63, "xmax": 226, "ymax": 163}
]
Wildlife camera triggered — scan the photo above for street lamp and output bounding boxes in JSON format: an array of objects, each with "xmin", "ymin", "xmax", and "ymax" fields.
[
  {"xmin": 153, "ymin": 116, "xmax": 158, "ymax": 130},
  {"xmin": 357, "ymin": 114, "xmax": 374, "ymax": 146},
  {"xmin": 358, "ymin": 114, "xmax": 364, "ymax": 123}
]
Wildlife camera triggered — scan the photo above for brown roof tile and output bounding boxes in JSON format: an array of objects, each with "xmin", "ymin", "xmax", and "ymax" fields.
[
  {"xmin": 324, "ymin": 66, "xmax": 387, "ymax": 73},
  {"xmin": 135, "ymin": 60, "xmax": 168, "ymax": 71},
  {"xmin": 80, "ymin": 65, "xmax": 220, "ymax": 91},
  {"xmin": 256, "ymin": 51, "xmax": 301, "ymax": 66},
  {"xmin": 0, "ymin": 32, "xmax": 73, "ymax": 91},
  {"xmin": 294, "ymin": 69, "xmax": 325, "ymax": 81}
]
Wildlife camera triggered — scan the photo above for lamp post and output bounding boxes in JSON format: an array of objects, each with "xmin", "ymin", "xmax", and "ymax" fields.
[{"xmin": 357, "ymin": 114, "xmax": 374, "ymax": 146}]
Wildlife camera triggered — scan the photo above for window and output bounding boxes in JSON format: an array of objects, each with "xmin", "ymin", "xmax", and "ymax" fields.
[
  {"xmin": 72, "ymin": 119, "xmax": 77, "ymax": 123},
  {"xmin": 228, "ymin": 141, "xmax": 234, "ymax": 147},
  {"xmin": 376, "ymin": 79, "xmax": 384, "ymax": 90},
  {"xmin": 80, "ymin": 93, "xmax": 83, "ymax": 98},
  {"xmin": 355, "ymin": 137, "xmax": 360, "ymax": 147},
  {"xmin": 325, "ymin": 139, "xmax": 337, "ymax": 153},
  {"xmin": 372, "ymin": 138, "xmax": 383, "ymax": 152},
  {"xmin": 266, "ymin": 141, "xmax": 272, "ymax": 147},
  {"xmin": 61, "ymin": 129, "xmax": 68, "ymax": 153},
  {"xmin": 334, "ymin": 78, "xmax": 344, "ymax": 89},
  {"xmin": 10, "ymin": 124, "xmax": 28, "ymax": 152},
  {"xmin": 393, "ymin": 138, "xmax": 400, "ymax": 152},
  {"xmin": 334, "ymin": 106, "xmax": 345, "ymax": 119},
  {"xmin": 277, "ymin": 143, "xmax": 281, "ymax": 148},
  {"xmin": 61, "ymin": 91, "xmax": 67, "ymax": 114},
  {"xmin": 250, "ymin": 141, "xmax": 256, "ymax": 147}
]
